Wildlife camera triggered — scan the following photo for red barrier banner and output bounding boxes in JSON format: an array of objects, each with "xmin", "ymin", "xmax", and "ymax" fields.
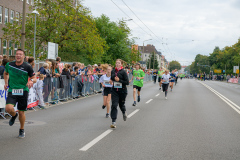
[{"xmin": 229, "ymin": 78, "xmax": 238, "ymax": 83}]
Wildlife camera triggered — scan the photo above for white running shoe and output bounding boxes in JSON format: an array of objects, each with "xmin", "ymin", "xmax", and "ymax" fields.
[{"xmin": 165, "ymin": 97, "xmax": 167, "ymax": 100}]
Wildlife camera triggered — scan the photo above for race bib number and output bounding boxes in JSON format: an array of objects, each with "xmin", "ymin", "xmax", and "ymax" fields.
[
  {"xmin": 104, "ymin": 80, "xmax": 112, "ymax": 87},
  {"xmin": 135, "ymin": 77, "xmax": 140, "ymax": 81},
  {"xmin": 12, "ymin": 89, "xmax": 23, "ymax": 96},
  {"xmin": 114, "ymin": 82, "xmax": 122, "ymax": 88}
]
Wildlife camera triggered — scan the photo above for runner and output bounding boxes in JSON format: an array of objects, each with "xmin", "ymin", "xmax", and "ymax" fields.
[
  {"xmin": 129, "ymin": 63, "xmax": 145, "ymax": 106},
  {"xmin": 110, "ymin": 59, "xmax": 129, "ymax": 128},
  {"xmin": 158, "ymin": 67, "xmax": 164, "ymax": 90},
  {"xmin": 174, "ymin": 69, "xmax": 179, "ymax": 85},
  {"xmin": 169, "ymin": 70, "xmax": 176, "ymax": 91},
  {"xmin": 153, "ymin": 69, "xmax": 158, "ymax": 84},
  {"xmin": 99, "ymin": 65, "xmax": 112, "ymax": 118},
  {"xmin": 162, "ymin": 70, "xmax": 170, "ymax": 99},
  {"xmin": 4, "ymin": 49, "xmax": 36, "ymax": 138}
]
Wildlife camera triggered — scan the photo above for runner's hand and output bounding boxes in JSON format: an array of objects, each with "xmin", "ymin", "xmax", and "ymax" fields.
[
  {"xmin": 109, "ymin": 80, "xmax": 113, "ymax": 85},
  {"xmin": 129, "ymin": 80, "xmax": 132, "ymax": 83},
  {"xmin": 102, "ymin": 84, "xmax": 105, "ymax": 88},
  {"xmin": 115, "ymin": 76, "xmax": 119, "ymax": 82},
  {"xmin": 4, "ymin": 84, "xmax": 8, "ymax": 90},
  {"xmin": 27, "ymin": 81, "xmax": 33, "ymax": 88}
]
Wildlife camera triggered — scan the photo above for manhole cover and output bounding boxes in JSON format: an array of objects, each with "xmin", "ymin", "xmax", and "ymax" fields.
[{"xmin": 0, "ymin": 120, "xmax": 46, "ymax": 126}]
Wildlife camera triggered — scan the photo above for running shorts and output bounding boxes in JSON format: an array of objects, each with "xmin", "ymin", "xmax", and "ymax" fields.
[
  {"xmin": 158, "ymin": 77, "xmax": 162, "ymax": 82},
  {"xmin": 170, "ymin": 80, "xmax": 175, "ymax": 82},
  {"xmin": 133, "ymin": 85, "xmax": 142, "ymax": 92},
  {"xmin": 6, "ymin": 91, "xmax": 29, "ymax": 111},
  {"xmin": 103, "ymin": 87, "xmax": 112, "ymax": 96},
  {"xmin": 162, "ymin": 83, "xmax": 169, "ymax": 92}
]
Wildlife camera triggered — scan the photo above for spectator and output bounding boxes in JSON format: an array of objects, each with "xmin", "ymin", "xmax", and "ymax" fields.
[
  {"xmin": 56, "ymin": 57, "xmax": 61, "ymax": 63},
  {"xmin": 60, "ymin": 64, "xmax": 71, "ymax": 101},
  {"xmin": 0, "ymin": 55, "xmax": 3, "ymax": 61},
  {"xmin": 38, "ymin": 63, "xmax": 49, "ymax": 75},
  {"xmin": 35, "ymin": 74, "xmax": 45, "ymax": 109},
  {"xmin": 227, "ymin": 74, "xmax": 230, "ymax": 83},
  {"xmin": 0, "ymin": 58, "xmax": 9, "ymax": 77},
  {"xmin": 72, "ymin": 62, "xmax": 78, "ymax": 72},
  {"xmin": 25, "ymin": 56, "xmax": 29, "ymax": 62}
]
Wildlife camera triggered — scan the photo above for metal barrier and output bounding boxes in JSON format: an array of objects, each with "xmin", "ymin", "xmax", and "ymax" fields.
[{"xmin": 42, "ymin": 73, "xmax": 153, "ymax": 104}]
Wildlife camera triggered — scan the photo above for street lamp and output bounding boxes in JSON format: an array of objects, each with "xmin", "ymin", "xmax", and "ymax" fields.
[
  {"xmin": 32, "ymin": 9, "xmax": 39, "ymax": 60},
  {"xmin": 122, "ymin": 19, "xmax": 133, "ymax": 21},
  {"xmin": 142, "ymin": 39, "xmax": 152, "ymax": 68}
]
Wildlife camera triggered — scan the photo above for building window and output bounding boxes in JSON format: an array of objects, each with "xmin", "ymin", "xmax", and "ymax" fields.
[
  {"xmin": 0, "ymin": 6, "xmax": 2, "ymax": 24},
  {"xmin": 9, "ymin": 41, "xmax": 12, "ymax": 55},
  {"xmin": 14, "ymin": 43, "xmax": 18, "ymax": 55},
  {"xmin": 10, "ymin": 10, "xmax": 14, "ymax": 23},
  {"xmin": 31, "ymin": 0, "xmax": 34, "ymax": 5},
  {"xmin": 5, "ymin": 8, "xmax": 8, "ymax": 24},
  {"xmin": 3, "ymin": 40, "xmax": 7, "ymax": 55},
  {"xmin": 16, "ymin": 12, "xmax": 20, "ymax": 22}
]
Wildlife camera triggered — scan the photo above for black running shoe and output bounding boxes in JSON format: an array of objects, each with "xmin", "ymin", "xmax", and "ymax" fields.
[
  {"xmin": 102, "ymin": 105, "xmax": 106, "ymax": 109},
  {"xmin": 137, "ymin": 96, "xmax": 140, "ymax": 102},
  {"xmin": 9, "ymin": 113, "xmax": 18, "ymax": 126},
  {"xmin": 132, "ymin": 102, "xmax": 136, "ymax": 106},
  {"xmin": 106, "ymin": 113, "xmax": 110, "ymax": 118},
  {"xmin": 18, "ymin": 129, "xmax": 25, "ymax": 138}
]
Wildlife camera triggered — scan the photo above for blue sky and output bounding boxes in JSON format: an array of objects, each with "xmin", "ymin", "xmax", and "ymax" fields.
[{"xmin": 83, "ymin": 0, "xmax": 240, "ymax": 65}]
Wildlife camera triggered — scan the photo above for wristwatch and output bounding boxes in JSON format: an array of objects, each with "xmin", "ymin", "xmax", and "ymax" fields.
[{"xmin": 30, "ymin": 79, "xmax": 33, "ymax": 82}]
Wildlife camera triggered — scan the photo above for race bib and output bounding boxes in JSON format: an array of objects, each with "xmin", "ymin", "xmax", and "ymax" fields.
[
  {"xmin": 114, "ymin": 82, "xmax": 122, "ymax": 88},
  {"xmin": 135, "ymin": 77, "xmax": 140, "ymax": 81},
  {"xmin": 104, "ymin": 80, "xmax": 112, "ymax": 87},
  {"xmin": 12, "ymin": 89, "xmax": 23, "ymax": 96}
]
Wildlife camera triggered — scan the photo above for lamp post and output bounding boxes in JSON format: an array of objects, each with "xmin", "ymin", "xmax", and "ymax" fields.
[
  {"xmin": 32, "ymin": 9, "xmax": 39, "ymax": 60},
  {"xmin": 142, "ymin": 39, "xmax": 152, "ymax": 68}
]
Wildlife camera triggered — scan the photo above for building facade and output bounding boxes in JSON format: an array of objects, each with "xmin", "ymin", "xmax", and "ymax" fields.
[
  {"xmin": 138, "ymin": 44, "xmax": 162, "ymax": 69},
  {"xmin": 0, "ymin": 0, "xmax": 34, "ymax": 56}
]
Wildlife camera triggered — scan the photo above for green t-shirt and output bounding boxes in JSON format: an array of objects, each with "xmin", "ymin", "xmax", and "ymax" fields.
[
  {"xmin": 133, "ymin": 69, "xmax": 145, "ymax": 87},
  {"xmin": 5, "ymin": 61, "xmax": 35, "ymax": 92},
  {"xmin": 158, "ymin": 70, "xmax": 164, "ymax": 77}
]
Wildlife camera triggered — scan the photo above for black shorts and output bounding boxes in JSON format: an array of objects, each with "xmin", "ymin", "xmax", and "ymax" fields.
[
  {"xmin": 6, "ymin": 91, "xmax": 29, "ymax": 111},
  {"xmin": 162, "ymin": 83, "xmax": 169, "ymax": 92},
  {"xmin": 133, "ymin": 85, "xmax": 142, "ymax": 92},
  {"xmin": 103, "ymin": 87, "xmax": 112, "ymax": 96},
  {"xmin": 158, "ymin": 77, "xmax": 162, "ymax": 82}
]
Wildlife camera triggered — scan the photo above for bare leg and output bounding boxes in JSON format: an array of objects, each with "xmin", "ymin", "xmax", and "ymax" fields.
[
  {"xmin": 18, "ymin": 111, "xmax": 25, "ymax": 130},
  {"xmin": 106, "ymin": 94, "xmax": 111, "ymax": 114},
  {"xmin": 138, "ymin": 91, "xmax": 140, "ymax": 96},
  {"xmin": 133, "ymin": 88, "xmax": 136, "ymax": 102},
  {"xmin": 103, "ymin": 96, "xmax": 107, "ymax": 106},
  {"xmin": 5, "ymin": 104, "xmax": 16, "ymax": 117}
]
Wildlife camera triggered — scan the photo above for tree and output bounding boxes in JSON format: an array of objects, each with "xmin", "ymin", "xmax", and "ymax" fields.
[
  {"xmin": 3, "ymin": 0, "xmax": 106, "ymax": 63},
  {"xmin": 169, "ymin": 60, "xmax": 181, "ymax": 71},
  {"xmin": 95, "ymin": 14, "xmax": 134, "ymax": 65},
  {"xmin": 147, "ymin": 52, "xmax": 159, "ymax": 69}
]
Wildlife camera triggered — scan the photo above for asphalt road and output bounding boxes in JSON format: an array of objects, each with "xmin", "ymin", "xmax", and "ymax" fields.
[{"xmin": 1, "ymin": 79, "xmax": 240, "ymax": 160}]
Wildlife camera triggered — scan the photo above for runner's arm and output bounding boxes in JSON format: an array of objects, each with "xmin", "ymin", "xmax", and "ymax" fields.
[{"xmin": 4, "ymin": 71, "xmax": 9, "ymax": 90}]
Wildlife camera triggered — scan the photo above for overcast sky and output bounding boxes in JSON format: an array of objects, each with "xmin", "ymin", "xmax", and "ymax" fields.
[{"xmin": 83, "ymin": 0, "xmax": 240, "ymax": 65}]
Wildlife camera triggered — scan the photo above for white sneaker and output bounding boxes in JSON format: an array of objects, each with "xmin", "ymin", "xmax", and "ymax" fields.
[{"xmin": 165, "ymin": 97, "xmax": 167, "ymax": 100}]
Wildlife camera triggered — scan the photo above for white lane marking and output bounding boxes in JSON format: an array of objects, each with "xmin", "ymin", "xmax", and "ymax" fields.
[
  {"xmin": 235, "ymin": 87, "xmax": 238, "ymax": 89},
  {"xmin": 79, "ymin": 129, "xmax": 113, "ymax": 151},
  {"xmin": 127, "ymin": 109, "xmax": 140, "ymax": 118},
  {"xmin": 199, "ymin": 82, "xmax": 240, "ymax": 115},
  {"xmin": 156, "ymin": 94, "xmax": 160, "ymax": 97},
  {"xmin": 146, "ymin": 99, "xmax": 153, "ymax": 104}
]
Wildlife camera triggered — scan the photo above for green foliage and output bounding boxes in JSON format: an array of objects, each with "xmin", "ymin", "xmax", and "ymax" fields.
[
  {"xmin": 3, "ymin": 0, "xmax": 106, "ymax": 63},
  {"xmin": 95, "ymin": 15, "xmax": 135, "ymax": 65},
  {"xmin": 187, "ymin": 38, "xmax": 240, "ymax": 75},
  {"xmin": 169, "ymin": 60, "xmax": 181, "ymax": 71},
  {"xmin": 146, "ymin": 52, "xmax": 159, "ymax": 69}
]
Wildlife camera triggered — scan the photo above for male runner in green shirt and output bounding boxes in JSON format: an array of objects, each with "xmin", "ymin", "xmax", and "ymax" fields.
[{"xmin": 4, "ymin": 49, "xmax": 37, "ymax": 138}]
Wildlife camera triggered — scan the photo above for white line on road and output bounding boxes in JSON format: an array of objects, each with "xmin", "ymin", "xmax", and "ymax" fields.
[
  {"xmin": 128, "ymin": 109, "xmax": 140, "ymax": 118},
  {"xmin": 79, "ymin": 129, "xmax": 113, "ymax": 151},
  {"xmin": 146, "ymin": 99, "xmax": 153, "ymax": 104},
  {"xmin": 199, "ymin": 82, "xmax": 240, "ymax": 115},
  {"xmin": 156, "ymin": 94, "xmax": 160, "ymax": 97}
]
